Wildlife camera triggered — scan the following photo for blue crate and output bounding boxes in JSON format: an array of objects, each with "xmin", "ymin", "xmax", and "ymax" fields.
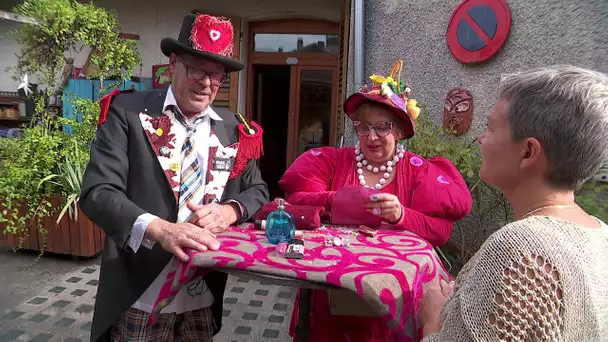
[{"xmin": 62, "ymin": 79, "xmax": 149, "ymax": 134}]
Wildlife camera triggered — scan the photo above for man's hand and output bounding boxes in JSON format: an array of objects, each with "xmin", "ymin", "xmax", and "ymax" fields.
[
  {"xmin": 145, "ymin": 218, "xmax": 220, "ymax": 262},
  {"xmin": 187, "ymin": 202, "xmax": 241, "ymax": 233}
]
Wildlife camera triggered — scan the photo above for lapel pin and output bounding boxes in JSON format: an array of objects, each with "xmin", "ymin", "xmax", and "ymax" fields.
[
  {"xmin": 160, "ymin": 146, "xmax": 171, "ymax": 157},
  {"xmin": 169, "ymin": 162, "xmax": 180, "ymax": 172}
]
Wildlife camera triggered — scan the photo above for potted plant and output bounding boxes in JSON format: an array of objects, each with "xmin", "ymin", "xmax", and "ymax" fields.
[{"xmin": 0, "ymin": 0, "xmax": 140, "ymax": 257}]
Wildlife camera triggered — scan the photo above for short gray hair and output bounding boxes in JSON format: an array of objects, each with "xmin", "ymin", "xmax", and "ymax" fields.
[{"xmin": 499, "ymin": 65, "xmax": 608, "ymax": 190}]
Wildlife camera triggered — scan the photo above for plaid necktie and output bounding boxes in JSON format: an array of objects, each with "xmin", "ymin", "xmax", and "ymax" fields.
[{"xmin": 172, "ymin": 106, "xmax": 206, "ymax": 223}]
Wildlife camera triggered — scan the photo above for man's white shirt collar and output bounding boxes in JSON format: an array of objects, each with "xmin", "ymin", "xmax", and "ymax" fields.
[{"xmin": 163, "ymin": 85, "xmax": 222, "ymax": 121}]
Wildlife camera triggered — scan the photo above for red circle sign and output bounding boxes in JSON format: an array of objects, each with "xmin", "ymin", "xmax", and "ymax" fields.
[{"xmin": 447, "ymin": 0, "xmax": 512, "ymax": 64}]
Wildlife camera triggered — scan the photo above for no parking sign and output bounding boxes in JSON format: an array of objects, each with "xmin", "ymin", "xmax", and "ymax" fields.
[{"xmin": 447, "ymin": 0, "xmax": 512, "ymax": 64}]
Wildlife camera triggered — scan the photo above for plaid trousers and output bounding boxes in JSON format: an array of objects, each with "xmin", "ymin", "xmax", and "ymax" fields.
[{"xmin": 111, "ymin": 306, "xmax": 215, "ymax": 342}]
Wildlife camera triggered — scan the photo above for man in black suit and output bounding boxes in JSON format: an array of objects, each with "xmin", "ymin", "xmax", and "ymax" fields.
[{"xmin": 80, "ymin": 13, "xmax": 269, "ymax": 341}]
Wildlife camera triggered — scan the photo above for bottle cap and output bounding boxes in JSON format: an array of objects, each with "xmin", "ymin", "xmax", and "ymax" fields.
[
  {"xmin": 277, "ymin": 198, "xmax": 285, "ymax": 209},
  {"xmin": 254, "ymin": 220, "xmax": 266, "ymax": 230}
]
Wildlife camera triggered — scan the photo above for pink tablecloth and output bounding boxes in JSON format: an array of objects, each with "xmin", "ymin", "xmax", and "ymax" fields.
[{"xmin": 150, "ymin": 225, "xmax": 450, "ymax": 341}]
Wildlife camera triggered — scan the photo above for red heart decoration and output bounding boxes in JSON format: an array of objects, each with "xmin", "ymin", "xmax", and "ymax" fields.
[{"xmin": 190, "ymin": 15, "xmax": 234, "ymax": 57}]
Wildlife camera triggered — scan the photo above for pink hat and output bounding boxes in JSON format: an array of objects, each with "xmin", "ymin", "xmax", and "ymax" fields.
[{"xmin": 343, "ymin": 60, "xmax": 420, "ymax": 139}]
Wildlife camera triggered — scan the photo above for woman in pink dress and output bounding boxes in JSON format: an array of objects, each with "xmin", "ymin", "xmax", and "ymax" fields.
[{"xmin": 278, "ymin": 61, "xmax": 474, "ymax": 342}]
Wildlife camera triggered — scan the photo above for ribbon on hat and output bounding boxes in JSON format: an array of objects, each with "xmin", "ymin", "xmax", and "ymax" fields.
[{"xmin": 390, "ymin": 60, "xmax": 404, "ymax": 91}]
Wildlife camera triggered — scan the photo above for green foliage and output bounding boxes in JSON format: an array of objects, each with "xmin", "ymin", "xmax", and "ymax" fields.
[
  {"xmin": 576, "ymin": 182, "xmax": 608, "ymax": 222},
  {"xmin": 0, "ymin": 0, "xmax": 140, "ymax": 254},
  {"xmin": 0, "ymin": 125, "xmax": 62, "ymax": 248},
  {"xmin": 38, "ymin": 140, "xmax": 84, "ymax": 224},
  {"xmin": 9, "ymin": 0, "xmax": 140, "ymax": 94}
]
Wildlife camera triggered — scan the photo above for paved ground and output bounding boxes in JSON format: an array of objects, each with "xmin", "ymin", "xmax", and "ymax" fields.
[{"xmin": 0, "ymin": 248, "xmax": 294, "ymax": 341}]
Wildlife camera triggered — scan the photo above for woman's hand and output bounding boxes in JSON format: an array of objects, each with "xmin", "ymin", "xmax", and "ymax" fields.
[
  {"xmin": 419, "ymin": 279, "xmax": 454, "ymax": 336},
  {"xmin": 366, "ymin": 193, "xmax": 403, "ymax": 223}
]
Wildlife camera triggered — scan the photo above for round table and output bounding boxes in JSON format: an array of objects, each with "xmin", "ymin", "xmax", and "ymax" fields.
[{"xmin": 151, "ymin": 225, "xmax": 450, "ymax": 341}]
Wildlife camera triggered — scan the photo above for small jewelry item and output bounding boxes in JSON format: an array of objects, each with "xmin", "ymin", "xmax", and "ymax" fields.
[
  {"xmin": 276, "ymin": 242, "xmax": 289, "ymax": 257},
  {"xmin": 160, "ymin": 146, "xmax": 171, "ymax": 157},
  {"xmin": 521, "ymin": 203, "xmax": 578, "ymax": 219},
  {"xmin": 358, "ymin": 225, "xmax": 377, "ymax": 237},
  {"xmin": 355, "ymin": 143, "xmax": 405, "ymax": 189}
]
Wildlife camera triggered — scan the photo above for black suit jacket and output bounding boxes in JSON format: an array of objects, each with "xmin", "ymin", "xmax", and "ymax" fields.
[{"xmin": 80, "ymin": 88, "xmax": 269, "ymax": 341}]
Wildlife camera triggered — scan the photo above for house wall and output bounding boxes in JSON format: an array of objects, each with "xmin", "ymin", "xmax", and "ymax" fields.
[
  {"xmin": 360, "ymin": 0, "xmax": 607, "ymax": 251},
  {"xmin": 362, "ymin": 0, "xmax": 607, "ymax": 138},
  {"xmin": 0, "ymin": 0, "xmax": 26, "ymax": 92},
  {"xmin": 0, "ymin": 0, "xmax": 343, "ymax": 111}
]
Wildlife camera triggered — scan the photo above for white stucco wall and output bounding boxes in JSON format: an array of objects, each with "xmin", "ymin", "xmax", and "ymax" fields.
[
  {"xmin": 0, "ymin": 0, "xmax": 343, "ymax": 112},
  {"xmin": 360, "ymin": 0, "xmax": 607, "ymax": 250},
  {"xmin": 0, "ymin": 0, "xmax": 26, "ymax": 92},
  {"xmin": 363, "ymin": 0, "xmax": 608, "ymax": 139}
]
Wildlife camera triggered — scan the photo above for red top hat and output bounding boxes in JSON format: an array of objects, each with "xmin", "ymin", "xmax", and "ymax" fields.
[
  {"xmin": 343, "ymin": 60, "xmax": 420, "ymax": 139},
  {"xmin": 161, "ymin": 13, "xmax": 244, "ymax": 72}
]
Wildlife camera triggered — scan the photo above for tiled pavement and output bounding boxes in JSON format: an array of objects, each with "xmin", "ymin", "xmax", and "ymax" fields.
[{"xmin": 0, "ymin": 263, "xmax": 295, "ymax": 341}]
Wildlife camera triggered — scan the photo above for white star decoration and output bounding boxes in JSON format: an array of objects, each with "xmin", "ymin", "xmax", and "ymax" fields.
[{"xmin": 18, "ymin": 74, "xmax": 32, "ymax": 96}]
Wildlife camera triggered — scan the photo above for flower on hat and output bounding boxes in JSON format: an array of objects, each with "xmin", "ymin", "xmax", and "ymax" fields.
[
  {"xmin": 360, "ymin": 60, "xmax": 419, "ymax": 120},
  {"xmin": 406, "ymin": 99, "xmax": 420, "ymax": 120},
  {"xmin": 380, "ymin": 82, "xmax": 394, "ymax": 98}
]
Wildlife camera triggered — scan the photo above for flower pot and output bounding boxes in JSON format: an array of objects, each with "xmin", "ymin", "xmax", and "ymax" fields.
[{"xmin": 0, "ymin": 195, "xmax": 105, "ymax": 257}]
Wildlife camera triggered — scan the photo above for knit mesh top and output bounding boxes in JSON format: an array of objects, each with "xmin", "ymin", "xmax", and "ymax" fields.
[{"xmin": 424, "ymin": 216, "xmax": 608, "ymax": 341}]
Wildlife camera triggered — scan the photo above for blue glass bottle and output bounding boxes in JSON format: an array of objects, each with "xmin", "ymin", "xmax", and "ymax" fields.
[{"xmin": 265, "ymin": 199, "xmax": 296, "ymax": 245}]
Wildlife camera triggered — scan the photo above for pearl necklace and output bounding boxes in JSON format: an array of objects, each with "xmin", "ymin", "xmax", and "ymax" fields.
[{"xmin": 355, "ymin": 144, "xmax": 406, "ymax": 189}]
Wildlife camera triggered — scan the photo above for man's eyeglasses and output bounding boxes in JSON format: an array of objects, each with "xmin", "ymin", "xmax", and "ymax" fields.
[
  {"xmin": 353, "ymin": 121, "xmax": 394, "ymax": 137},
  {"xmin": 177, "ymin": 55, "xmax": 227, "ymax": 86}
]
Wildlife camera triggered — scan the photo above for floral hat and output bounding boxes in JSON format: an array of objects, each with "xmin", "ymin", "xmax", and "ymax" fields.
[
  {"xmin": 343, "ymin": 60, "xmax": 420, "ymax": 139},
  {"xmin": 160, "ymin": 13, "xmax": 243, "ymax": 72}
]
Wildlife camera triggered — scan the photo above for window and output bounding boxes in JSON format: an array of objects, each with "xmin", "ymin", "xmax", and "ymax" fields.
[{"xmin": 253, "ymin": 33, "xmax": 339, "ymax": 54}]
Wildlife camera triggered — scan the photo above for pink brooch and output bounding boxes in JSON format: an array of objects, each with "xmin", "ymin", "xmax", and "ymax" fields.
[
  {"xmin": 190, "ymin": 15, "xmax": 234, "ymax": 57},
  {"xmin": 409, "ymin": 156, "xmax": 423, "ymax": 167},
  {"xmin": 437, "ymin": 175, "xmax": 450, "ymax": 185},
  {"xmin": 310, "ymin": 149, "xmax": 322, "ymax": 156}
]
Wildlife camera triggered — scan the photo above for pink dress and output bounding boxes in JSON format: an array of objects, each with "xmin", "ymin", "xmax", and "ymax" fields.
[{"xmin": 278, "ymin": 147, "xmax": 473, "ymax": 342}]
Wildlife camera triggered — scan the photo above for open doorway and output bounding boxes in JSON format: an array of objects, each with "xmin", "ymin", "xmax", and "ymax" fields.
[{"xmin": 253, "ymin": 65, "xmax": 291, "ymax": 200}]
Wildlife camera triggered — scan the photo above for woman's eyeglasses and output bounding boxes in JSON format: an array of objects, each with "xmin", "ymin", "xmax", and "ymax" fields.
[
  {"xmin": 177, "ymin": 55, "xmax": 227, "ymax": 86},
  {"xmin": 353, "ymin": 121, "xmax": 394, "ymax": 137}
]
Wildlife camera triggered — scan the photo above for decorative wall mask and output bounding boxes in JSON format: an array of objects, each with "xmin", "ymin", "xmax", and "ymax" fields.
[{"xmin": 443, "ymin": 88, "xmax": 474, "ymax": 135}]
